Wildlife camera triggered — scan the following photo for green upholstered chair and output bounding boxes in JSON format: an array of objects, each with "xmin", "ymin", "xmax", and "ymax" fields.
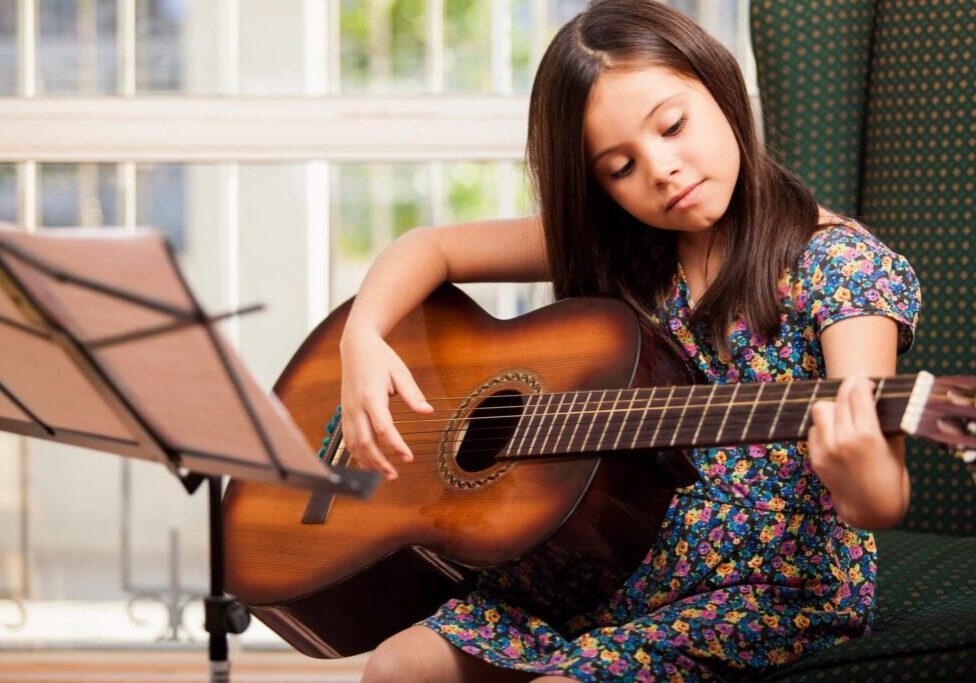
[{"xmin": 750, "ymin": 0, "xmax": 976, "ymax": 679}]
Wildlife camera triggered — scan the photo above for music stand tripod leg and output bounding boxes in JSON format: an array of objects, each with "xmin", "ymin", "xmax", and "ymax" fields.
[{"xmin": 204, "ymin": 475, "xmax": 250, "ymax": 683}]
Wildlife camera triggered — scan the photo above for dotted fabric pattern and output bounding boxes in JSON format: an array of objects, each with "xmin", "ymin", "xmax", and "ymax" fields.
[
  {"xmin": 763, "ymin": 530, "xmax": 976, "ymax": 681},
  {"xmin": 751, "ymin": 0, "xmax": 976, "ymax": 537},
  {"xmin": 751, "ymin": 0, "xmax": 876, "ymax": 215}
]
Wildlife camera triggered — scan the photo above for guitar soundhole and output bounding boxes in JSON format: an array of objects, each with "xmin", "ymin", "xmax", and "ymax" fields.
[{"xmin": 455, "ymin": 390, "xmax": 525, "ymax": 473}]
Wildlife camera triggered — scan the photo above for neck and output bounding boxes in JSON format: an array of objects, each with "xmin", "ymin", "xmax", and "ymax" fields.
[
  {"xmin": 502, "ymin": 375, "xmax": 920, "ymax": 460},
  {"xmin": 677, "ymin": 229, "xmax": 723, "ymax": 284}
]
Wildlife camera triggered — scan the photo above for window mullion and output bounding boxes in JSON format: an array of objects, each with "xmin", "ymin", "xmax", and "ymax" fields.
[
  {"xmin": 17, "ymin": 0, "xmax": 35, "ymax": 97},
  {"xmin": 118, "ymin": 0, "xmax": 136, "ymax": 95},
  {"xmin": 219, "ymin": 162, "xmax": 241, "ymax": 345},
  {"xmin": 218, "ymin": 0, "xmax": 240, "ymax": 95},
  {"xmin": 303, "ymin": 0, "xmax": 328, "ymax": 95},
  {"xmin": 306, "ymin": 161, "xmax": 329, "ymax": 329},
  {"xmin": 426, "ymin": 0, "xmax": 444, "ymax": 94},
  {"xmin": 17, "ymin": 0, "xmax": 36, "ymax": 230},
  {"xmin": 327, "ymin": 0, "xmax": 340, "ymax": 93},
  {"xmin": 117, "ymin": 0, "xmax": 136, "ymax": 230},
  {"xmin": 428, "ymin": 161, "xmax": 444, "ymax": 227},
  {"xmin": 496, "ymin": 161, "xmax": 517, "ymax": 318},
  {"xmin": 530, "ymin": 0, "xmax": 547, "ymax": 71},
  {"xmin": 491, "ymin": 0, "xmax": 512, "ymax": 94},
  {"xmin": 16, "ymin": 162, "xmax": 36, "ymax": 231}
]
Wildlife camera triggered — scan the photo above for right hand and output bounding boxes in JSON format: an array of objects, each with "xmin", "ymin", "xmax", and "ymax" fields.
[{"xmin": 339, "ymin": 331, "xmax": 433, "ymax": 480}]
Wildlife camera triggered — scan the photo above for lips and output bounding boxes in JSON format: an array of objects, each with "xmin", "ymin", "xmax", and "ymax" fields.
[{"xmin": 666, "ymin": 181, "xmax": 703, "ymax": 211}]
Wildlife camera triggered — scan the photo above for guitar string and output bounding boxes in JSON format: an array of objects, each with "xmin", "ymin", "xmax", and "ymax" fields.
[
  {"xmin": 322, "ymin": 378, "xmax": 959, "ymax": 460},
  {"xmin": 325, "ymin": 391, "xmax": 929, "ymax": 460},
  {"xmin": 379, "ymin": 376, "xmax": 925, "ymax": 419},
  {"xmin": 382, "ymin": 383, "xmax": 919, "ymax": 425},
  {"xmin": 374, "ymin": 386, "xmax": 918, "ymax": 434},
  {"xmin": 366, "ymin": 374, "xmax": 934, "ymax": 411},
  {"xmin": 329, "ymin": 385, "xmax": 919, "ymax": 449},
  {"xmin": 386, "ymin": 395, "xmax": 912, "ymax": 446}
]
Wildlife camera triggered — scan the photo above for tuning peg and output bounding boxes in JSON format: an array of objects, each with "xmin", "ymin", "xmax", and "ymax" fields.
[
  {"xmin": 955, "ymin": 448, "xmax": 976, "ymax": 464},
  {"xmin": 955, "ymin": 448, "xmax": 976, "ymax": 487}
]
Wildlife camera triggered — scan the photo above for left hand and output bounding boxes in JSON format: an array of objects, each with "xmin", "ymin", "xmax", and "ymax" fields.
[{"xmin": 807, "ymin": 373, "xmax": 907, "ymax": 528}]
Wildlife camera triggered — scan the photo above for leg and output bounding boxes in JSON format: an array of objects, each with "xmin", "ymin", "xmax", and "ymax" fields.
[{"xmin": 361, "ymin": 625, "xmax": 536, "ymax": 683}]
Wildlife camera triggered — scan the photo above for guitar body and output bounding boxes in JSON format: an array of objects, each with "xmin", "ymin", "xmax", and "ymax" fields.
[{"xmin": 223, "ymin": 284, "xmax": 699, "ymax": 658}]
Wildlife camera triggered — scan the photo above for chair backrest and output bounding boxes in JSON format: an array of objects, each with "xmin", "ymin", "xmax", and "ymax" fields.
[{"xmin": 751, "ymin": 0, "xmax": 976, "ymax": 535}]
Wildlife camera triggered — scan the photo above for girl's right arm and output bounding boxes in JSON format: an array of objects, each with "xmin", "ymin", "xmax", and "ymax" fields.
[{"xmin": 338, "ymin": 214, "xmax": 548, "ymax": 479}]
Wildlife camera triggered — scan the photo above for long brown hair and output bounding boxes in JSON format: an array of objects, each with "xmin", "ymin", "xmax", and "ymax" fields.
[{"xmin": 526, "ymin": 0, "xmax": 822, "ymax": 354}]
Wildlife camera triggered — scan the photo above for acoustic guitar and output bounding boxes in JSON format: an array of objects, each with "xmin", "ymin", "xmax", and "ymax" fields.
[{"xmin": 222, "ymin": 284, "xmax": 975, "ymax": 658}]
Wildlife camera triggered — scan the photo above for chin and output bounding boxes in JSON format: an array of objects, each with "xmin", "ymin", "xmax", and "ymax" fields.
[{"xmin": 678, "ymin": 214, "xmax": 720, "ymax": 232}]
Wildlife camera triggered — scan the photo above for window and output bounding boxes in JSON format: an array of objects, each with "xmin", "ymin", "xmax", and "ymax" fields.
[{"xmin": 0, "ymin": 0, "xmax": 755, "ymax": 647}]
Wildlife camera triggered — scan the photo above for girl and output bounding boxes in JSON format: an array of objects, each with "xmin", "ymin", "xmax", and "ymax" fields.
[{"xmin": 340, "ymin": 1, "xmax": 921, "ymax": 681}]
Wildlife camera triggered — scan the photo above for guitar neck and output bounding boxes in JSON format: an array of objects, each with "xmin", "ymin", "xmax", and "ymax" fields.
[{"xmin": 503, "ymin": 374, "xmax": 930, "ymax": 459}]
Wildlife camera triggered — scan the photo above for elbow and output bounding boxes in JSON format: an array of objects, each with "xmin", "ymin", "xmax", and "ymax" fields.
[{"xmin": 835, "ymin": 497, "xmax": 908, "ymax": 530}]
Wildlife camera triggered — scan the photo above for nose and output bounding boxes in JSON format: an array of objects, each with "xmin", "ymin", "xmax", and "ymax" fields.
[{"xmin": 643, "ymin": 142, "xmax": 680, "ymax": 187}]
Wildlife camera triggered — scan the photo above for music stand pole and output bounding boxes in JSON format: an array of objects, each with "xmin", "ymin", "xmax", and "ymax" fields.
[{"xmin": 204, "ymin": 475, "xmax": 249, "ymax": 683}]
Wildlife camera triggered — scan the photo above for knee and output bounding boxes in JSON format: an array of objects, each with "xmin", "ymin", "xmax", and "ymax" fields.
[
  {"xmin": 360, "ymin": 638, "xmax": 413, "ymax": 683},
  {"xmin": 360, "ymin": 626, "xmax": 450, "ymax": 683}
]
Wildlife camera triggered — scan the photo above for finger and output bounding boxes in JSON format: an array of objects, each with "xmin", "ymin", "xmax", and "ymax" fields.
[
  {"xmin": 368, "ymin": 397, "xmax": 416, "ymax": 464},
  {"xmin": 810, "ymin": 400, "xmax": 836, "ymax": 453},
  {"xmin": 353, "ymin": 409, "xmax": 399, "ymax": 480},
  {"xmin": 833, "ymin": 375, "xmax": 857, "ymax": 439},
  {"xmin": 849, "ymin": 375, "xmax": 881, "ymax": 431},
  {"xmin": 391, "ymin": 364, "xmax": 433, "ymax": 414},
  {"xmin": 806, "ymin": 423, "xmax": 822, "ymax": 459}
]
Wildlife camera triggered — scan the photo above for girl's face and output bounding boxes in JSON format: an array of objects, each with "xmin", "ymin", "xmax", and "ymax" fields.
[{"xmin": 583, "ymin": 65, "xmax": 741, "ymax": 236}]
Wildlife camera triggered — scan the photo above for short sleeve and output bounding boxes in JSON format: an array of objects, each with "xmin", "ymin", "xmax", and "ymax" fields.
[{"xmin": 801, "ymin": 223, "xmax": 922, "ymax": 355}]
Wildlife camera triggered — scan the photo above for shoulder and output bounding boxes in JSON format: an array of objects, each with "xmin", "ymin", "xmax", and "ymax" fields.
[
  {"xmin": 797, "ymin": 218, "xmax": 916, "ymax": 285},
  {"xmin": 802, "ymin": 218, "xmax": 892, "ymax": 263},
  {"xmin": 795, "ymin": 217, "xmax": 922, "ymax": 353}
]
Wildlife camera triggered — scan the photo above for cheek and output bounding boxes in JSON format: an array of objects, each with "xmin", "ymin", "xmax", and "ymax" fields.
[{"xmin": 716, "ymin": 124, "xmax": 741, "ymax": 178}]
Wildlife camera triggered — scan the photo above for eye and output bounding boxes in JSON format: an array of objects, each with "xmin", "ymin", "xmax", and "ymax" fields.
[
  {"xmin": 664, "ymin": 114, "xmax": 688, "ymax": 137},
  {"xmin": 610, "ymin": 159, "xmax": 634, "ymax": 180}
]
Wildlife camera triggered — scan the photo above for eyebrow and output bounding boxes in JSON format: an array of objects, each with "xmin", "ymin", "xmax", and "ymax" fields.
[{"xmin": 588, "ymin": 92, "xmax": 682, "ymax": 166}]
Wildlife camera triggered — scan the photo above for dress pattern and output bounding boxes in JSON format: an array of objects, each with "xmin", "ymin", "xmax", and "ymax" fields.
[{"xmin": 420, "ymin": 220, "xmax": 921, "ymax": 681}]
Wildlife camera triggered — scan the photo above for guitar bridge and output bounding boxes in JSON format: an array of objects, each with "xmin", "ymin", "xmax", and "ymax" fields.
[{"xmin": 303, "ymin": 417, "xmax": 345, "ymax": 525}]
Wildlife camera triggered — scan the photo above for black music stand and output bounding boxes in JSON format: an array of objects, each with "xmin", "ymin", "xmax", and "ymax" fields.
[{"xmin": 0, "ymin": 224, "xmax": 378, "ymax": 682}]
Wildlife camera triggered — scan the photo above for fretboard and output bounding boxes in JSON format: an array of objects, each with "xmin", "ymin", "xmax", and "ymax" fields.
[{"xmin": 501, "ymin": 375, "xmax": 919, "ymax": 460}]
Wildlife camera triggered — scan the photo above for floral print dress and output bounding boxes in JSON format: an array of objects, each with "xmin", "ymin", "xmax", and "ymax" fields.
[{"xmin": 420, "ymin": 220, "xmax": 922, "ymax": 682}]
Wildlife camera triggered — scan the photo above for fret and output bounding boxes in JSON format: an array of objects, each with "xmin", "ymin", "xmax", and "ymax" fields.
[
  {"xmin": 608, "ymin": 389, "xmax": 637, "ymax": 451},
  {"xmin": 767, "ymin": 382, "xmax": 791, "ymax": 440},
  {"xmin": 596, "ymin": 389, "xmax": 624, "ymax": 452},
  {"xmin": 873, "ymin": 377, "xmax": 886, "ymax": 402},
  {"xmin": 652, "ymin": 385, "xmax": 675, "ymax": 448},
  {"xmin": 528, "ymin": 393, "xmax": 555, "ymax": 455},
  {"xmin": 629, "ymin": 387, "xmax": 656, "ymax": 449},
  {"xmin": 783, "ymin": 380, "xmax": 817, "ymax": 440},
  {"xmin": 538, "ymin": 392, "xmax": 566, "ymax": 456},
  {"xmin": 581, "ymin": 389, "xmax": 608, "ymax": 453},
  {"xmin": 798, "ymin": 380, "xmax": 820, "ymax": 436},
  {"xmin": 716, "ymin": 382, "xmax": 740, "ymax": 444},
  {"xmin": 566, "ymin": 390, "xmax": 590, "ymax": 454},
  {"xmin": 741, "ymin": 382, "xmax": 764, "ymax": 442},
  {"xmin": 512, "ymin": 393, "xmax": 541, "ymax": 457},
  {"xmin": 549, "ymin": 391, "xmax": 574, "ymax": 455},
  {"xmin": 597, "ymin": 389, "xmax": 634, "ymax": 451},
  {"xmin": 692, "ymin": 383, "xmax": 719, "ymax": 445},
  {"xmin": 670, "ymin": 385, "xmax": 696, "ymax": 447}
]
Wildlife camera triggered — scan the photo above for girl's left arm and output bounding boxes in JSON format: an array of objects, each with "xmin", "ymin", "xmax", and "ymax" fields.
[{"xmin": 807, "ymin": 315, "xmax": 910, "ymax": 530}]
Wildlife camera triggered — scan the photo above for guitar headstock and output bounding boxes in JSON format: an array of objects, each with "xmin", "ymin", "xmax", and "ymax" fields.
[{"xmin": 904, "ymin": 373, "xmax": 976, "ymax": 466}]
